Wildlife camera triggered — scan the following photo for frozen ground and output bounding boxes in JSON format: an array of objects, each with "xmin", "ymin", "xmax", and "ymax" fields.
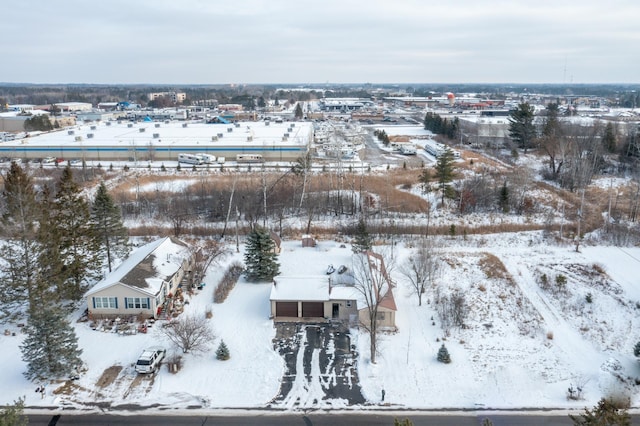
[{"xmin": 1, "ymin": 233, "xmax": 640, "ymax": 413}]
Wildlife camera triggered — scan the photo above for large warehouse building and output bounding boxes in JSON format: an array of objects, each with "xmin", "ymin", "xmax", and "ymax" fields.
[{"xmin": 0, "ymin": 120, "xmax": 313, "ymax": 163}]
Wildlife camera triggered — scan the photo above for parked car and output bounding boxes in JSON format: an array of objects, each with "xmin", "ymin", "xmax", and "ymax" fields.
[{"xmin": 135, "ymin": 347, "xmax": 166, "ymax": 374}]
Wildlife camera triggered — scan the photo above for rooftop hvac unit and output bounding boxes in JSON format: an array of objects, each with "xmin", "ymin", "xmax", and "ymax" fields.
[
  {"xmin": 227, "ymin": 127, "xmax": 233, "ymax": 132},
  {"xmin": 234, "ymin": 123, "xmax": 240, "ymax": 128},
  {"xmin": 211, "ymin": 136, "xmax": 218, "ymax": 141},
  {"xmin": 127, "ymin": 123, "xmax": 133, "ymax": 128},
  {"xmin": 282, "ymin": 136, "xmax": 288, "ymax": 141},
  {"xmin": 153, "ymin": 133, "xmax": 160, "ymax": 138},
  {"xmin": 68, "ymin": 130, "xmax": 75, "ymax": 135},
  {"xmin": 90, "ymin": 125, "xmax": 97, "ymax": 130},
  {"xmin": 182, "ymin": 123, "xmax": 188, "ymax": 128},
  {"xmin": 139, "ymin": 128, "xmax": 145, "ymax": 132},
  {"xmin": 283, "ymin": 133, "xmax": 289, "ymax": 137},
  {"xmin": 165, "ymin": 120, "xmax": 170, "ymax": 124},
  {"xmin": 106, "ymin": 121, "xmax": 111, "ymax": 126},
  {"xmin": 291, "ymin": 123, "xmax": 296, "ymax": 127},
  {"xmin": 247, "ymin": 136, "xmax": 253, "ymax": 141},
  {"xmin": 265, "ymin": 121, "xmax": 270, "ymax": 126},
  {"xmin": 217, "ymin": 133, "xmax": 224, "ymax": 138},
  {"xmin": 87, "ymin": 133, "xmax": 94, "ymax": 139},
  {"xmin": 75, "ymin": 136, "xmax": 83, "ymax": 142},
  {"xmin": 155, "ymin": 123, "xmax": 160, "ymax": 128}
]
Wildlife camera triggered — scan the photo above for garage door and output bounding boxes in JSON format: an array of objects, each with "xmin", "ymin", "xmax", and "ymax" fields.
[
  {"xmin": 276, "ymin": 302, "xmax": 298, "ymax": 317},
  {"xmin": 302, "ymin": 302, "xmax": 324, "ymax": 318}
]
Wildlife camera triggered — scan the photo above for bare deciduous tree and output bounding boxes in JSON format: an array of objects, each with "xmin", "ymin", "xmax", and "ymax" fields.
[
  {"xmin": 400, "ymin": 240, "xmax": 441, "ymax": 306},
  {"xmin": 352, "ymin": 250, "xmax": 395, "ymax": 364},
  {"xmin": 160, "ymin": 314, "xmax": 214, "ymax": 354}
]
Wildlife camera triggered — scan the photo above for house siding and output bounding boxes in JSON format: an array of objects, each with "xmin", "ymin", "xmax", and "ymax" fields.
[{"xmin": 88, "ymin": 284, "xmax": 158, "ymax": 319}]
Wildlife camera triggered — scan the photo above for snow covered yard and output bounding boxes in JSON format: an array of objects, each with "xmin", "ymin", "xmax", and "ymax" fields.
[{"xmin": 1, "ymin": 232, "xmax": 640, "ymax": 412}]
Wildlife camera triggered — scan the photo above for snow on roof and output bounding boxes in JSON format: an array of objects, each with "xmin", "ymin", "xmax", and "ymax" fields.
[
  {"xmin": 86, "ymin": 236, "xmax": 190, "ymax": 297},
  {"xmin": 270, "ymin": 276, "xmax": 330, "ymax": 302}
]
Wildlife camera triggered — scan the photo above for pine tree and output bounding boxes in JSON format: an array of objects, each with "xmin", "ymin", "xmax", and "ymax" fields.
[
  {"xmin": 633, "ymin": 341, "xmax": 640, "ymax": 357},
  {"xmin": 51, "ymin": 165, "xmax": 101, "ymax": 301},
  {"xmin": 20, "ymin": 305, "xmax": 83, "ymax": 382},
  {"xmin": 437, "ymin": 344, "xmax": 451, "ymax": 363},
  {"xmin": 603, "ymin": 122, "xmax": 617, "ymax": 153},
  {"xmin": 569, "ymin": 398, "xmax": 631, "ymax": 425},
  {"xmin": 216, "ymin": 340, "xmax": 230, "ymax": 360},
  {"xmin": 294, "ymin": 103, "xmax": 303, "ymax": 119},
  {"xmin": 0, "ymin": 397, "xmax": 28, "ymax": 426},
  {"xmin": 498, "ymin": 181, "xmax": 510, "ymax": 213},
  {"xmin": 508, "ymin": 102, "xmax": 536, "ymax": 153},
  {"xmin": 434, "ymin": 148, "xmax": 456, "ymax": 207},
  {"xmin": 352, "ymin": 217, "xmax": 372, "ymax": 254},
  {"xmin": 243, "ymin": 226, "xmax": 280, "ymax": 282},
  {"xmin": 35, "ymin": 185, "xmax": 64, "ymax": 304},
  {"xmin": 0, "ymin": 162, "xmax": 43, "ymax": 319},
  {"xmin": 418, "ymin": 168, "xmax": 432, "ymax": 193},
  {"xmin": 91, "ymin": 181, "xmax": 130, "ymax": 272}
]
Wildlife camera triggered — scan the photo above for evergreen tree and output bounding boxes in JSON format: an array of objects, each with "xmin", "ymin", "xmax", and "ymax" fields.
[
  {"xmin": 0, "ymin": 162, "xmax": 43, "ymax": 319},
  {"xmin": 418, "ymin": 168, "xmax": 432, "ymax": 193},
  {"xmin": 498, "ymin": 181, "xmax": 510, "ymax": 213},
  {"xmin": 294, "ymin": 103, "xmax": 303, "ymax": 119},
  {"xmin": 91, "ymin": 181, "xmax": 130, "ymax": 272},
  {"xmin": 243, "ymin": 226, "xmax": 280, "ymax": 282},
  {"xmin": 51, "ymin": 165, "xmax": 101, "ymax": 301},
  {"xmin": 0, "ymin": 397, "xmax": 28, "ymax": 426},
  {"xmin": 352, "ymin": 217, "xmax": 372, "ymax": 254},
  {"xmin": 633, "ymin": 341, "xmax": 640, "ymax": 357},
  {"xmin": 508, "ymin": 103, "xmax": 537, "ymax": 153},
  {"xmin": 216, "ymin": 340, "xmax": 230, "ymax": 360},
  {"xmin": 569, "ymin": 398, "xmax": 631, "ymax": 425},
  {"xmin": 35, "ymin": 185, "xmax": 64, "ymax": 304},
  {"xmin": 437, "ymin": 344, "xmax": 451, "ymax": 363},
  {"xmin": 434, "ymin": 148, "xmax": 456, "ymax": 207},
  {"xmin": 603, "ymin": 122, "xmax": 617, "ymax": 153},
  {"xmin": 20, "ymin": 305, "xmax": 83, "ymax": 382}
]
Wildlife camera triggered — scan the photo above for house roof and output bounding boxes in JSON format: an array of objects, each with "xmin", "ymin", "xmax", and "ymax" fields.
[
  {"xmin": 270, "ymin": 276, "xmax": 329, "ymax": 302},
  {"xmin": 86, "ymin": 236, "xmax": 190, "ymax": 297}
]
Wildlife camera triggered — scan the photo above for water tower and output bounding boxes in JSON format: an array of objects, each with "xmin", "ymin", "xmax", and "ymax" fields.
[{"xmin": 447, "ymin": 92, "xmax": 455, "ymax": 107}]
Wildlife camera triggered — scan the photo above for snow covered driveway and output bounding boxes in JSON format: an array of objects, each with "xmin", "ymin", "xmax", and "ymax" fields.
[{"xmin": 272, "ymin": 323, "xmax": 366, "ymax": 409}]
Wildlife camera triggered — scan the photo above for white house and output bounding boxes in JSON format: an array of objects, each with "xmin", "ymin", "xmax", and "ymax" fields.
[{"xmin": 85, "ymin": 237, "xmax": 194, "ymax": 320}]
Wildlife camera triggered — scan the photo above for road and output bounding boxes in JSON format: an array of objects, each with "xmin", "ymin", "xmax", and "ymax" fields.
[{"xmin": 27, "ymin": 412, "xmax": 594, "ymax": 425}]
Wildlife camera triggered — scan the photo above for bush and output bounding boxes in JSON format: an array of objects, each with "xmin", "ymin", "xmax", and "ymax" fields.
[
  {"xmin": 216, "ymin": 340, "xmax": 230, "ymax": 361},
  {"xmin": 437, "ymin": 344, "xmax": 451, "ymax": 364},
  {"xmin": 214, "ymin": 261, "xmax": 245, "ymax": 303},
  {"xmin": 585, "ymin": 293, "xmax": 593, "ymax": 304}
]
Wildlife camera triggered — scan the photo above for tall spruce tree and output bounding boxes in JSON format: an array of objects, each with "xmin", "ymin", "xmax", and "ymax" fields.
[
  {"xmin": 20, "ymin": 304, "xmax": 83, "ymax": 382},
  {"xmin": 508, "ymin": 102, "xmax": 537, "ymax": 153},
  {"xmin": 603, "ymin": 122, "xmax": 617, "ymax": 153},
  {"xmin": 91, "ymin": 181, "xmax": 130, "ymax": 272},
  {"xmin": 0, "ymin": 162, "xmax": 43, "ymax": 319},
  {"xmin": 52, "ymin": 165, "xmax": 101, "ymax": 301},
  {"xmin": 434, "ymin": 148, "xmax": 456, "ymax": 207},
  {"xmin": 36, "ymin": 185, "xmax": 64, "ymax": 303},
  {"xmin": 243, "ymin": 226, "xmax": 280, "ymax": 282},
  {"xmin": 352, "ymin": 217, "xmax": 372, "ymax": 253}
]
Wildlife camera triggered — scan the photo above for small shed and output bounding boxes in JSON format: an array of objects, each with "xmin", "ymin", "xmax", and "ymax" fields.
[{"xmin": 301, "ymin": 234, "xmax": 316, "ymax": 248}]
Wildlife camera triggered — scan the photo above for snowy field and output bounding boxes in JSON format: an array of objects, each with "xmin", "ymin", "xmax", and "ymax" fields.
[{"xmin": 1, "ymin": 233, "xmax": 640, "ymax": 413}]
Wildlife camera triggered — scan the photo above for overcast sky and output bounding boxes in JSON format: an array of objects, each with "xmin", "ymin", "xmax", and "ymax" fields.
[{"xmin": 2, "ymin": 0, "xmax": 638, "ymax": 85}]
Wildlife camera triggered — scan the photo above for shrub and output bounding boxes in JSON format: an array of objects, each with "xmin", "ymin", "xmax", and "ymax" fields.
[
  {"xmin": 216, "ymin": 340, "xmax": 230, "ymax": 361},
  {"xmin": 214, "ymin": 261, "xmax": 245, "ymax": 303},
  {"xmin": 437, "ymin": 344, "xmax": 451, "ymax": 364},
  {"xmin": 585, "ymin": 293, "xmax": 593, "ymax": 304}
]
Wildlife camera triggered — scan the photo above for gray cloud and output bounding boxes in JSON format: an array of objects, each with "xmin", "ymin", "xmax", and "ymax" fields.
[{"xmin": 1, "ymin": 0, "xmax": 638, "ymax": 84}]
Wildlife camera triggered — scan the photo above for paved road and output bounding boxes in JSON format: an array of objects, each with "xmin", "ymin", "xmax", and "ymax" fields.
[
  {"xmin": 27, "ymin": 412, "xmax": 590, "ymax": 425},
  {"xmin": 272, "ymin": 324, "xmax": 365, "ymax": 408}
]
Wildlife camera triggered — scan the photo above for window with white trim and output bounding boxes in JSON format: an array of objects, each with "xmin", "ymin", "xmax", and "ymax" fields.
[
  {"xmin": 126, "ymin": 297, "xmax": 150, "ymax": 309},
  {"xmin": 94, "ymin": 297, "xmax": 117, "ymax": 309}
]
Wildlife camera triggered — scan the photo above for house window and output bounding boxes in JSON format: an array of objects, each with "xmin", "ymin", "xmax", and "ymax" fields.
[
  {"xmin": 346, "ymin": 300, "xmax": 352, "ymax": 308},
  {"xmin": 376, "ymin": 312, "xmax": 386, "ymax": 321},
  {"xmin": 94, "ymin": 297, "xmax": 117, "ymax": 309},
  {"xmin": 126, "ymin": 297, "xmax": 150, "ymax": 309}
]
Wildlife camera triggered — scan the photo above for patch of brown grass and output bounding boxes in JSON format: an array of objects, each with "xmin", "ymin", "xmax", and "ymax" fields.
[
  {"xmin": 96, "ymin": 365, "xmax": 123, "ymax": 389},
  {"xmin": 478, "ymin": 252, "xmax": 515, "ymax": 285}
]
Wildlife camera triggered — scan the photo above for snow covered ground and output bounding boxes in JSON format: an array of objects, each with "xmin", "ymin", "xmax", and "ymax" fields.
[{"xmin": 1, "ymin": 233, "xmax": 640, "ymax": 413}]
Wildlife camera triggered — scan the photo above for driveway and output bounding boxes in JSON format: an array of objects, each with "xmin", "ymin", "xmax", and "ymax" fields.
[{"xmin": 271, "ymin": 323, "xmax": 366, "ymax": 409}]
